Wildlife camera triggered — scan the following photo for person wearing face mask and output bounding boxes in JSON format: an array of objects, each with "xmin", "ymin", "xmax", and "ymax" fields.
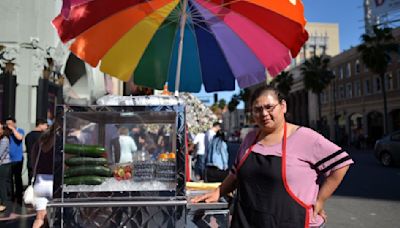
[
  {"xmin": 192, "ymin": 85, "xmax": 353, "ymax": 228},
  {"xmin": 5, "ymin": 117, "xmax": 25, "ymax": 205}
]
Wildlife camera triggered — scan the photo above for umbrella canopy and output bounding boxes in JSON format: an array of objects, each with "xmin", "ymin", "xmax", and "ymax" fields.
[{"xmin": 53, "ymin": 0, "xmax": 308, "ymax": 93}]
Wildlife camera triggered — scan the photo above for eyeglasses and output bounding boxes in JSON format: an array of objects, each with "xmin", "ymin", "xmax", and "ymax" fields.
[{"xmin": 252, "ymin": 103, "xmax": 279, "ymax": 115}]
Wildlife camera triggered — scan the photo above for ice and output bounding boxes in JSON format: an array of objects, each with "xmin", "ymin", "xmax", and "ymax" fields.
[{"xmin": 63, "ymin": 178, "xmax": 175, "ymax": 192}]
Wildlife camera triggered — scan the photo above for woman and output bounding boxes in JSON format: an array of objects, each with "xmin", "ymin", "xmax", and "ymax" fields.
[
  {"xmin": 192, "ymin": 85, "xmax": 353, "ymax": 228},
  {"xmin": 113, "ymin": 127, "xmax": 137, "ymax": 163},
  {"xmin": 31, "ymin": 123, "xmax": 61, "ymax": 228},
  {"xmin": 204, "ymin": 130, "xmax": 229, "ymax": 182},
  {"xmin": 0, "ymin": 122, "xmax": 12, "ymax": 212}
]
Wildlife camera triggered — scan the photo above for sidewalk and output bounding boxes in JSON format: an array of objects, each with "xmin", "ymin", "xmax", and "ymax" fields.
[{"xmin": 0, "ymin": 201, "xmax": 35, "ymax": 227}]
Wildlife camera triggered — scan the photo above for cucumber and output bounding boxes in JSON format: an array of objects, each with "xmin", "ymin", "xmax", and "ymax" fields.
[
  {"xmin": 65, "ymin": 157, "xmax": 108, "ymax": 166},
  {"xmin": 64, "ymin": 175, "xmax": 105, "ymax": 185},
  {"xmin": 64, "ymin": 166, "xmax": 112, "ymax": 177},
  {"xmin": 64, "ymin": 144, "xmax": 105, "ymax": 157}
]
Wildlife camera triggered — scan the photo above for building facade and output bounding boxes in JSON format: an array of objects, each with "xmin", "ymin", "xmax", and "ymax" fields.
[
  {"xmin": 245, "ymin": 23, "xmax": 340, "ymax": 130},
  {"xmin": 0, "ymin": 1, "xmax": 124, "ymax": 131},
  {"xmin": 285, "ymin": 23, "xmax": 341, "ymax": 130},
  {"xmin": 222, "ymin": 109, "xmax": 245, "ymax": 138},
  {"xmin": 321, "ymin": 28, "xmax": 400, "ymax": 145}
]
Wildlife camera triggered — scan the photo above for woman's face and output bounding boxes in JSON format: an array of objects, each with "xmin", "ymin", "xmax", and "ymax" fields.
[
  {"xmin": 0, "ymin": 124, "xmax": 3, "ymax": 136},
  {"xmin": 252, "ymin": 92, "xmax": 286, "ymax": 131}
]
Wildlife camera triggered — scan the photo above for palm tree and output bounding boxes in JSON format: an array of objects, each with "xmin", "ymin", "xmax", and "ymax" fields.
[
  {"xmin": 218, "ymin": 99, "xmax": 226, "ymax": 110},
  {"xmin": 270, "ymin": 71, "xmax": 294, "ymax": 98},
  {"xmin": 228, "ymin": 95, "xmax": 240, "ymax": 113},
  {"xmin": 357, "ymin": 26, "xmax": 399, "ymax": 134},
  {"xmin": 301, "ymin": 55, "xmax": 334, "ymax": 125}
]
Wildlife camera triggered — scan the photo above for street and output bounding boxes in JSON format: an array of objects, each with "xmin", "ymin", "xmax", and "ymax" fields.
[{"xmin": 326, "ymin": 147, "xmax": 400, "ymax": 227}]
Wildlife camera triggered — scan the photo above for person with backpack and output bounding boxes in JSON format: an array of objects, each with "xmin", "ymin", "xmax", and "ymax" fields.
[{"xmin": 204, "ymin": 130, "xmax": 229, "ymax": 182}]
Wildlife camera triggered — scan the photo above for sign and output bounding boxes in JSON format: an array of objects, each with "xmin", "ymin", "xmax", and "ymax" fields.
[{"xmin": 371, "ymin": 0, "xmax": 400, "ymax": 16}]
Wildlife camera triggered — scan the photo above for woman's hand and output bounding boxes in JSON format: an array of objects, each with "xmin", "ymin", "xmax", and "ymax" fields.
[
  {"xmin": 313, "ymin": 200, "xmax": 327, "ymax": 222},
  {"xmin": 190, "ymin": 188, "xmax": 220, "ymax": 203}
]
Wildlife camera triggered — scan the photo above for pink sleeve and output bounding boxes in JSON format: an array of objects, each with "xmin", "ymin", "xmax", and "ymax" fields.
[
  {"xmin": 310, "ymin": 133, "xmax": 354, "ymax": 177},
  {"xmin": 230, "ymin": 130, "xmax": 258, "ymax": 176}
]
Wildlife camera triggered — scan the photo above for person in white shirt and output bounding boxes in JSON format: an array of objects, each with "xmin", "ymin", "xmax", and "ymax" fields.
[
  {"xmin": 204, "ymin": 122, "xmax": 221, "ymax": 178},
  {"xmin": 193, "ymin": 132, "xmax": 205, "ymax": 180},
  {"xmin": 113, "ymin": 127, "xmax": 137, "ymax": 163}
]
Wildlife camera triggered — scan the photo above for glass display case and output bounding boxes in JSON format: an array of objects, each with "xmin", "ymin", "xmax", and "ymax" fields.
[
  {"xmin": 48, "ymin": 97, "xmax": 186, "ymax": 227},
  {"xmin": 47, "ymin": 96, "xmax": 229, "ymax": 228}
]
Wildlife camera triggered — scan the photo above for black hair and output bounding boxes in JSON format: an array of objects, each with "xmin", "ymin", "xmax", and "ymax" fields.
[
  {"xmin": 215, "ymin": 130, "xmax": 226, "ymax": 142},
  {"xmin": 212, "ymin": 122, "xmax": 221, "ymax": 127},
  {"xmin": 36, "ymin": 119, "xmax": 48, "ymax": 126},
  {"xmin": 0, "ymin": 122, "xmax": 11, "ymax": 139},
  {"xmin": 5, "ymin": 116, "xmax": 16, "ymax": 123},
  {"xmin": 249, "ymin": 85, "xmax": 286, "ymax": 107}
]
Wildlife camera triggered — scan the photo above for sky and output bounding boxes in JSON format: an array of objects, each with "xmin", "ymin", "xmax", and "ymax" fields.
[{"xmin": 194, "ymin": 0, "xmax": 366, "ymax": 107}]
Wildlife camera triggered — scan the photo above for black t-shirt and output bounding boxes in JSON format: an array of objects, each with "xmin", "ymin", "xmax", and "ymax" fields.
[{"xmin": 25, "ymin": 130, "xmax": 42, "ymax": 168}]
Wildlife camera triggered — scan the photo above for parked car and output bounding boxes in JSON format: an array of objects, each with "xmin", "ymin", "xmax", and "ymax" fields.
[{"xmin": 374, "ymin": 130, "xmax": 400, "ymax": 166}]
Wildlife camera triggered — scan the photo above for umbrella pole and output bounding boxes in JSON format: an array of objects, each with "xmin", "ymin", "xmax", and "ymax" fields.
[{"xmin": 174, "ymin": 0, "xmax": 188, "ymax": 96}]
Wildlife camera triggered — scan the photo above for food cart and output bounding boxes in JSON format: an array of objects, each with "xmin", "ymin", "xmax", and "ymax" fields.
[{"xmin": 47, "ymin": 96, "xmax": 229, "ymax": 228}]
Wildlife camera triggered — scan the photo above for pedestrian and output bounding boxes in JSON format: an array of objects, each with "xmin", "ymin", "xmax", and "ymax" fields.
[
  {"xmin": 204, "ymin": 130, "xmax": 229, "ymax": 182},
  {"xmin": 192, "ymin": 85, "xmax": 353, "ymax": 228},
  {"xmin": 5, "ymin": 117, "xmax": 25, "ymax": 205},
  {"xmin": 204, "ymin": 122, "xmax": 221, "ymax": 170},
  {"xmin": 112, "ymin": 127, "xmax": 137, "ymax": 163},
  {"xmin": 25, "ymin": 119, "xmax": 49, "ymax": 185},
  {"xmin": 0, "ymin": 122, "xmax": 12, "ymax": 212},
  {"xmin": 193, "ymin": 131, "xmax": 206, "ymax": 180},
  {"xmin": 31, "ymin": 121, "xmax": 61, "ymax": 228}
]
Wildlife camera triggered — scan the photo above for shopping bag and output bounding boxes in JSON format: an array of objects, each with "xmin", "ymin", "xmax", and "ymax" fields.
[{"xmin": 23, "ymin": 182, "xmax": 35, "ymax": 205}]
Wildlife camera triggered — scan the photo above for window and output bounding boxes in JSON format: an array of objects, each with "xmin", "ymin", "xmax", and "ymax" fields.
[
  {"xmin": 339, "ymin": 85, "xmax": 345, "ymax": 99},
  {"xmin": 346, "ymin": 83, "xmax": 352, "ymax": 98},
  {"xmin": 332, "ymin": 83, "xmax": 338, "ymax": 99},
  {"xmin": 321, "ymin": 90, "xmax": 329, "ymax": 104},
  {"xmin": 354, "ymin": 80, "xmax": 361, "ymax": 97},
  {"xmin": 385, "ymin": 72, "xmax": 393, "ymax": 90},
  {"xmin": 355, "ymin": 60, "xmax": 360, "ymax": 75},
  {"xmin": 346, "ymin": 63, "xmax": 351, "ymax": 78},
  {"xmin": 391, "ymin": 132, "xmax": 400, "ymax": 141},
  {"xmin": 374, "ymin": 76, "xmax": 381, "ymax": 93},
  {"xmin": 364, "ymin": 79, "xmax": 371, "ymax": 95},
  {"xmin": 339, "ymin": 66, "xmax": 344, "ymax": 80}
]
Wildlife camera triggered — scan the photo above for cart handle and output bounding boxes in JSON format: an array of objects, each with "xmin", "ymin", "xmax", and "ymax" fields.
[{"xmin": 47, "ymin": 200, "xmax": 188, "ymax": 208}]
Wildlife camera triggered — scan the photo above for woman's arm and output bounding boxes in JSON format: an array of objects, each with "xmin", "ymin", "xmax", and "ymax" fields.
[
  {"xmin": 0, "ymin": 138, "xmax": 9, "ymax": 161},
  {"xmin": 191, "ymin": 173, "xmax": 237, "ymax": 203},
  {"xmin": 314, "ymin": 165, "xmax": 350, "ymax": 220}
]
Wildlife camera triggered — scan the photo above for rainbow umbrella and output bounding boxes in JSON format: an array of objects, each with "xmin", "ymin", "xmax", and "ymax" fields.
[{"xmin": 53, "ymin": 0, "xmax": 308, "ymax": 94}]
